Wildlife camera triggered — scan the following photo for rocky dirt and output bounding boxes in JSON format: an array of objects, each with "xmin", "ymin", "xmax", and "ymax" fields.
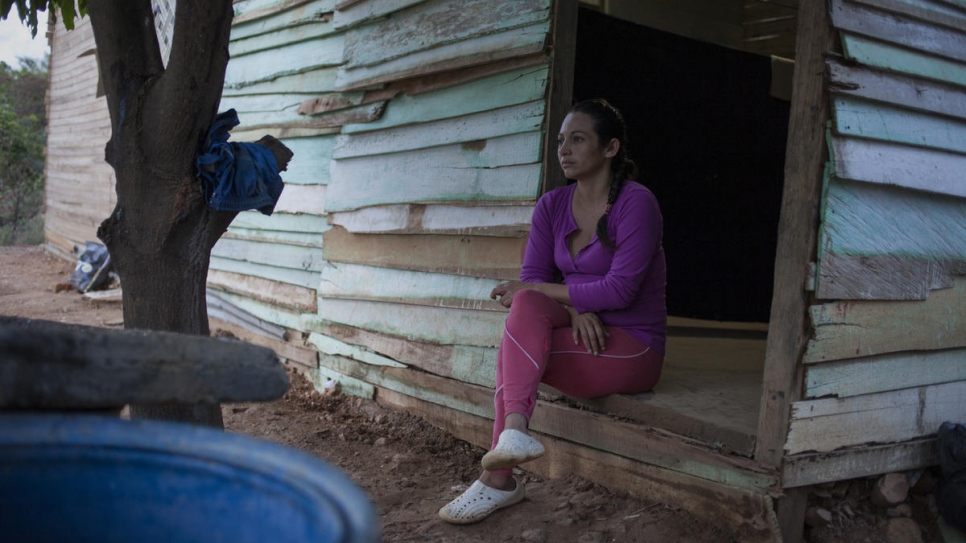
[{"xmin": 1, "ymin": 245, "xmax": 954, "ymax": 542}]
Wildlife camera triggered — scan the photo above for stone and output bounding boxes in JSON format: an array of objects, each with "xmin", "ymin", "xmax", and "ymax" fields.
[
  {"xmin": 805, "ymin": 507, "xmax": 833, "ymax": 528},
  {"xmin": 887, "ymin": 504, "xmax": 913, "ymax": 518},
  {"xmin": 521, "ymin": 528, "xmax": 547, "ymax": 543},
  {"xmin": 872, "ymin": 473, "xmax": 910, "ymax": 507},
  {"xmin": 374, "ymin": 437, "xmax": 387, "ymax": 447},
  {"xmin": 885, "ymin": 518, "xmax": 923, "ymax": 543},
  {"xmin": 577, "ymin": 532, "xmax": 605, "ymax": 543}
]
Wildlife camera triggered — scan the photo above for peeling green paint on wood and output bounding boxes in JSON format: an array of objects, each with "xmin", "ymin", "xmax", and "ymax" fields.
[
  {"xmin": 840, "ymin": 34, "xmax": 966, "ymax": 88},
  {"xmin": 830, "ymin": 136, "xmax": 966, "ymax": 198},
  {"xmin": 223, "ymin": 228, "xmax": 323, "ymax": 248},
  {"xmin": 231, "ymin": 12, "xmax": 336, "ymax": 57},
  {"xmin": 211, "ymin": 237, "xmax": 327, "ymax": 272},
  {"xmin": 225, "ymin": 33, "xmax": 345, "ymax": 89},
  {"xmin": 340, "ymin": 0, "xmax": 550, "ymax": 69},
  {"xmin": 334, "ymin": 100, "xmax": 545, "ymax": 159},
  {"xmin": 342, "ymin": 65, "xmax": 549, "ymax": 133},
  {"xmin": 827, "ymin": 59, "xmax": 966, "ymax": 121},
  {"xmin": 210, "ymin": 256, "xmax": 320, "ymax": 290},
  {"xmin": 833, "ymin": 96, "xmax": 966, "ymax": 155},
  {"xmin": 831, "ymin": 0, "xmax": 966, "ymax": 62},
  {"xmin": 276, "ymin": 136, "xmax": 336, "ymax": 186},
  {"xmin": 317, "ymin": 262, "xmax": 505, "ymax": 311},
  {"xmin": 805, "ymin": 348, "xmax": 966, "ymax": 398},
  {"xmin": 231, "ymin": 211, "xmax": 331, "ymax": 233},
  {"xmin": 307, "ymin": 332, "xmax": 407, "ymax": 367},
  {"xmin": 306, "ymin": 298, "xmax": 505, "ymax": 347},
  {"xmin": 805, "ymin": 279, "xmax": 966, "ymax": 361},
  {"xmin": 222, "ymin": 66, "xmax": 340, "ymax": 94},
  {"xmin": 786, "ymin": 380, "xmax": 966, "ymax": 454},
  {"xmin": 332, "ymin": 0, "xmax": 429, "ymax": 30},
  {"xmin": 207, "ymin": 289, "xmax": 306, "ymax": 331},
  {"xmin": 821, "ymin": 177, "xmax": 966, "ymax": 260},
  {"xmin": 327, "ymin": 131, "xmax": 543, "ymax": 211}
]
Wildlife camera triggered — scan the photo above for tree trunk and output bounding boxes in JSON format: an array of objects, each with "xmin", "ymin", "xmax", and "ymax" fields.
[{"xmin": 87, "ymin": 0, "xmax": 237, "ymax": 427}]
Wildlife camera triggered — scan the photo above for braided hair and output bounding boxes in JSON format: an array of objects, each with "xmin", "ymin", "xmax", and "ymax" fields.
[{"xmin": 567, "ymin": 99, "xmax": 638, "ymax": 249}]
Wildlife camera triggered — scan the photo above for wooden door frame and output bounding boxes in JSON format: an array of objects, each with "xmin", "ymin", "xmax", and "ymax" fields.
[{"xmin": 542, "ymin": 0, "xmax": 579, "ymax": 194}]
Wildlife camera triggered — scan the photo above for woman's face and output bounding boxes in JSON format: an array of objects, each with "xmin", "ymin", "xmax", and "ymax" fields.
[{"xmin": 557, "ymin": 111, "xmax": 618, "ymax": 182}]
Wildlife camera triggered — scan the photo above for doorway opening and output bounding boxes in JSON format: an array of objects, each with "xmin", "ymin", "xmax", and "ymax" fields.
[{"xmin": 563, "ymin": 6, "xmax": 793, "ymax": 455}]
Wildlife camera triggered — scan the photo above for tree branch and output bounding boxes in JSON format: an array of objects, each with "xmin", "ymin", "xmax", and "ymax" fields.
[
  {"xmin": 86, "ymin": 0, "xmax": 163, "ymax": 148},
  {"xmin": 154, "ymin": 0, "xmax": 233, "ymax": 160}
]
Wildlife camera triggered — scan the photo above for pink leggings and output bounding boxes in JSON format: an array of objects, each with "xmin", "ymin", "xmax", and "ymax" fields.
[{"xmin": 490, "ymin": 289, "xmax": 663, "ymax": 475}]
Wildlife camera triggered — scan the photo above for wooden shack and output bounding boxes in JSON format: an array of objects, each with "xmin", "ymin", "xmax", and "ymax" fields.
[{"xmin": 43, "ymin": 0, "xmax": 966, "ymax": 540}]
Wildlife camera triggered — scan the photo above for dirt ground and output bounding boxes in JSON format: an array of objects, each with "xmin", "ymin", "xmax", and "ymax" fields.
[{"xmin": 1, "ymin": 245, "xmax": 950, "ymax": 543}]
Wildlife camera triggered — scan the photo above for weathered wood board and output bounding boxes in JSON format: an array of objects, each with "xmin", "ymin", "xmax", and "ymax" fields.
[
  {"xmin": 830, "ymin": 0, "xmax": 966, "ymax": 62},
  {"xmin": 341, "ymin": 65, "xmax": 549, "ymax": 134},
  {"xmin": 805, "ymin": 279, "xmax": 966, "ymax": 362},
  {"xmin": 317, "ymin": 352, "xmax": 776, "ymax": 493},
  {"xmin": 829, "ymin": 137, "xmax": 966, "ymax": 199},
  {"xmin": 782, "ymin": 438, "xmax": 939, "ymax": 488},
  {"xmin": 223, "ymin": 228, "xmax": 322, "ymax": 248},
  {"xmin": 304, "ymin": 298, "xmax": 506, "ymax": 347},
  {"xmin": 340, "ymin": 0, "xmax": 550, "ymax": 69},
  {"xmin": 375, "ymin": 386, "xmax": 779, "ymax": 543},
  {"xmin": 211, "ymin": 237, "xmax": 326, "ymax": 273},
  {"xmin": 306, "ymin": 320, "xmax": 496, "ymax": 387},
  {"xmin": 805, "ymin": 348, "xmax": 966, "ymax": 398},
  {"xmin": 210, "ymin": 255, "xmax": 320, "ymax": 290},
  {"xmin": 208, "ymin": 316, "xmax": 318, "ymax": 370},
  {"xmin": 317, "ymin": 262, "xmax": 504, "ymax": 311},
  {"xmin": 827, "ymin": 59, "xmax": 966, "ymax": 121},
  {"xmin": 271, "ymin": 184, "xmax": 328, "ymax": 215},
  {"xmin": 307, "ymin": 332, "xmax": 407, "ymax": 368},
  {"xmin": 335, "ymin": 0, "xmax": 550, "ymax": 91},
  {"xmin": 816, "ymin": 178, "xmax": 966, "ymax": 299},
  {"xmin": 785, "ymin": 380, "xmax": 966, "ymax": 454},
  {"xmin": 230, "ymin": 211, "xmax": 331, "ymax": 233},
  {"xmin": 326, "ymin": 131, "xmax": 543, "ymax": 211},
  {"xmin": 208, "ymin": 269, "xmax": 317, "ymax": 313},
  {"xmin": 208, "ymin": 289, "xmax": 306, "ymax": 331},
  {"xmin": 327, "ymin": 204, "xmax": 534, "ymax": 236},
  {"xmin": 332, "ymin": 0, "xmax": 428, "ymax": 30},
  {"xmin": 224, "ymin": 33, "xmax": 345, "ymax": 89},
  {"xmin": 832, "ymin": 96, "xmax": 966, "ymax": 157},
  {"xmin": 321, "ymin": 227, "xmax": 524, "ymax": 280},
  {"xmin": 333, "ymin": 100, "xmax": 545, "ymax": 159},
  {"xmin": 840, "ymin": 34, "xmax": 966, "ymax": 88}
]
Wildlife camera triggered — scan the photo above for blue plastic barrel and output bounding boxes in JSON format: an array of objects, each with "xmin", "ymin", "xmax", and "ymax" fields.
[{"xmin": 0, "ymin": 415, "xmax": 380, "ymax": 543}]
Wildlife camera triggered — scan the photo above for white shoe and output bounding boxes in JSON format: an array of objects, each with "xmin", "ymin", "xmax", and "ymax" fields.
[
  {"xmin": 480, "ymin": 429, "xmax": 545, "ymax": 471},
  {"xmin": 438, "ymin": 479, "xmax": 525, "ymax": 524}
]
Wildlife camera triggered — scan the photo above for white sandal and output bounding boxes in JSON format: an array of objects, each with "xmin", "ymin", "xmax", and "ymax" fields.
[
  {"xmin": 481, "ymin": 429, "xmax": 545, "ymax": 471},
  {"xmin": 438, "ymin": 479, "xmax": 525, "ymax": 524}
]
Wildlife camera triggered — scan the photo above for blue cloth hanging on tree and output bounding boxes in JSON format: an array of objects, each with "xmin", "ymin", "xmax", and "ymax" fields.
[{"xmin": 196, "ymin": 109, "xmax": 284, "ymax": 215}]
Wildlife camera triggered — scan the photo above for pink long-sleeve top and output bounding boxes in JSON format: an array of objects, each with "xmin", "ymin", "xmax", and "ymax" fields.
[{"xmin": 521, "ymin": 181, "xmax": 667, "ymax": 354}]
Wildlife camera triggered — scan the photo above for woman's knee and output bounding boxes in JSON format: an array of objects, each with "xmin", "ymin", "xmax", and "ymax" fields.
[{"xmin": 509, "ymin": 288, "xmax": 555, "ymax": 317}]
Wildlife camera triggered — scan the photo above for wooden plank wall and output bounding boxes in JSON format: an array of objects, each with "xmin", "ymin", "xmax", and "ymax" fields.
[
  {"xmin": 43, "ymin": 16, "xmax": 116, "ymax": 258},
  {"xmin": 783, "ymin": 0, "xmax": 966, "ymax": 488},
  {"xmin": 209, "ymin": 1, "xmax": 784, "ymax": 536}
]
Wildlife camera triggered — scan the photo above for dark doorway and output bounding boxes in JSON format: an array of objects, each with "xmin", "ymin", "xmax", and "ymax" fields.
[{"xmin": 573, "ymin": 7, "xmax": 790, "ymax": 323}]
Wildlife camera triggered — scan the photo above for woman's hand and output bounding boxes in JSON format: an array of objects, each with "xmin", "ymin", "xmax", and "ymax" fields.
[
  {"xmin": 566, "ymin": 306, "xmax": 610, "ymax": 355},
  {"xmin": 490, "ymin": 280, "xmax": 531, "ymax": 308}
]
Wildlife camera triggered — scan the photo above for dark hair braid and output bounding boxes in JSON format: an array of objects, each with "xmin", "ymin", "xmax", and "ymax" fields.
[{"xmin": 568, "ymin": 99, "xmax": 638, "ymax": 249}]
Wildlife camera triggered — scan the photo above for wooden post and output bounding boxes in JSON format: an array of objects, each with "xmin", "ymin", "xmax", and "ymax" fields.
[
  {"xmin": 542, "ymin": 0, "xmax": 578, "ymax": 193},
  {"xmin": 756, "ymin": 0, "xmax": 836, "ymax": 540}
]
